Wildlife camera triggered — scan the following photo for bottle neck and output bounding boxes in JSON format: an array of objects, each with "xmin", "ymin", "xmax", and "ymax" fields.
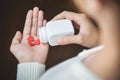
[{"xmin": 38, "ymin": 27, "xmax": 48, "ymax": 43}]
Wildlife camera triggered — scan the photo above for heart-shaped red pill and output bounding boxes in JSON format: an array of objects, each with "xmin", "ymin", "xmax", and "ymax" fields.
[
  {"xmin": 27, "ymin": 35, "xmax": 34, "ymax": 41},
  {"xmin": 34, "ymin": 39, "xmax": 40, "ymax": 45},
  {"xmin": 28, "ymin": 41, "xmax": 34, "ymax": 46}
]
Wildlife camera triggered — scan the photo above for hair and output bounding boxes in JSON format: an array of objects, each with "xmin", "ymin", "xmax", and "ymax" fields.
[{"xmin": 108, "ymin": 0, "xmax": 120, "ymax": 4}]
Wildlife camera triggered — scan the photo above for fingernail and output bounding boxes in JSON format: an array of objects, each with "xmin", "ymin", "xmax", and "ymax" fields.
[
  {"xmin": 34, "ymin": 7, "xmax": 39, "ymax": 10},
  {"xmin": 16, "ymin": 31, "xmax": 20, "ymax": 35},
  {"xmin": 39, "ymin": 10, "xmax": 44, "ymax": 14}
]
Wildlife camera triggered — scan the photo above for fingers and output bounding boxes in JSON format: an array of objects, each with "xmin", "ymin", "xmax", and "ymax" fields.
[
  {"xmin": 57, "ymin": 35, "xmax": 83, "ymax": 45},
  {"xmin": 52, "ymin": 11, "xmax": 85, "ymax": 45},
  {"xmin": 52, "ymin": 11, "xmax": 87, "ymax": 27},
  {"xmin": 43, "ymin": 20, "xmax": 47, "ymax": 26},
  {"xmin": 38, "ymin": 10, "xmax": 44, "ymax": 27},
  {"xmin": 23, "ymin": 7, "xmax": 44, "ymax": 37},
  {"xmin": 11, "ymin": 31, "xmax": 22, "ymax": 45},
  {"xmin": 52, "ymin": 11, "xmax": 79, "ymax": 22},
  {"xmin": 37, "ymin": 10, "xmax": 44, "ymax": 36},
  {"xmin": 31, "ymin": 7, "xmax": 39, "ymax": 36},
  {"xmin": 23, "ymin": 10, "xmax": 33, "ymax": 35}
]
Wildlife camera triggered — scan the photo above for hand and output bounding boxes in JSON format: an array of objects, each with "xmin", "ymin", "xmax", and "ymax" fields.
[
  {"xmin": 10, "ymin": 7, "xmax": 49, "ymax": 64},
  {"xmin": 52, "ymin": 11, "xmax": 100, "ymax": 48}
]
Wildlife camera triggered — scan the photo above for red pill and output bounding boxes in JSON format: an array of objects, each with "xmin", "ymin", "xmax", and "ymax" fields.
[
  {"xmin": 28, "ymin": 41, "xmax": 34, "ymax": 46},
  {"xmin": 27, "ymin": 35, "xmax": 34, "ymax": 41},
  {"xmin": 34, "ymin": 39, "xmax": 40, "ymax": 45}
]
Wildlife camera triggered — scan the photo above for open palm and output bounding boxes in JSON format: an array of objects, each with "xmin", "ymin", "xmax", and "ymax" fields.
[{"xmin": 10, "ymin": 7, "xmax": 49, "ymax": 64}]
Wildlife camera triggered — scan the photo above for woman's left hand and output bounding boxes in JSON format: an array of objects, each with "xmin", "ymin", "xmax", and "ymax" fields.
[{"xmin": 10, "ymin": 7, "xmax": 49, "ymax": 64}]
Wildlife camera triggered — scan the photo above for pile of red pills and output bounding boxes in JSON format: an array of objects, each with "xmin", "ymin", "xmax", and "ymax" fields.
[{"xmin": 27, "ymin": 35, "xmax": 40, "ymax": 46}]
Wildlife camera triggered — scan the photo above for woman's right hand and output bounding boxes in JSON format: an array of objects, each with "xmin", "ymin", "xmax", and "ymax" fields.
[{"xmin": 52, "ymin": 11, "xmax": 100, "ymax": 48}]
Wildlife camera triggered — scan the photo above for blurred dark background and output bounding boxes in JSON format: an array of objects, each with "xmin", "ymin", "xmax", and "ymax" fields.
[{"xmin": 0, "ymin": 0, "xmax": 85, "ymax": 80}]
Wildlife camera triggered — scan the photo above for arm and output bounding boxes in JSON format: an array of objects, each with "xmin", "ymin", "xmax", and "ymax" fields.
[
  {"xmin": 83, "ymin": 5, "xmax": 120, "ymax": 79},
  {"xmin": 52, "ymin": 9, "xmax": 119, "ymax": 79},
  {"xmin": 52, "ymin": 11, "xmax": 100, "ymax": 48},
  {"xmin": 10, "ymin": 7, "xmax": 49, "ymax": 80},
  {"xmin": 73, "ymin": 0, "xmax": 120, "ymax": 79}
]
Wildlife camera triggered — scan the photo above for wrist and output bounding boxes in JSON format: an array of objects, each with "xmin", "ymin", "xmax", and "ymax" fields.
[
  {"xmin": 91, "ymin": 31, "xmax": 102, "ymax": 48},
  {"xmin": 18, "ymin": 58, "xmax": 46, "ymax": 64}
]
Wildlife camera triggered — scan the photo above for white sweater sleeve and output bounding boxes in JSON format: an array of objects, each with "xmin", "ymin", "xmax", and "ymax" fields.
[{"xmin": 17, "ymin": 62, "xmax": 45, "ymax": 80}]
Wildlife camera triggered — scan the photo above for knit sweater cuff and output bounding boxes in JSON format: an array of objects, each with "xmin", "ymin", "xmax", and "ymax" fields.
[{"xmin": 17, "ymin": 62, "xmax": 45, "ymax": 80}]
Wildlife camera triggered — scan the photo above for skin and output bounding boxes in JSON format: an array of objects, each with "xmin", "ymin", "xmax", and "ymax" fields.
[
  {"xmin": 10, "ymin": 0, "xmax": 119, "ymax": 79},
  {"xmin": 53, "ymin": 0, "xmax": 119, "ymax": 79},
  {"xmin": 73, "ymin": 0, "xmax": 120, "ymax": 79},
  {"xmin": 52, "ymin": 11, "xmax": 100, "ymax": 48},
  {"xmin": 10, "ymin": 7, "xmax": 49, "ymax": 64}
]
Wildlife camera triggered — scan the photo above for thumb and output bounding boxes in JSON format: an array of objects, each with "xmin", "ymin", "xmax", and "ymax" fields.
[
  {"xmin": 12, "ymin": 31, "xmax": 22, "ymax": 45},
  {"xmin": 57, "ymin": 35, "xmax": 82, "ymax": 45}
]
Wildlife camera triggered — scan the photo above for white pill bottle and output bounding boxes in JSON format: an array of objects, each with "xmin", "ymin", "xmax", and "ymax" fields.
[{"xmin": 38, "ymin": 19, "xmax": 75, "ymax": 46}]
